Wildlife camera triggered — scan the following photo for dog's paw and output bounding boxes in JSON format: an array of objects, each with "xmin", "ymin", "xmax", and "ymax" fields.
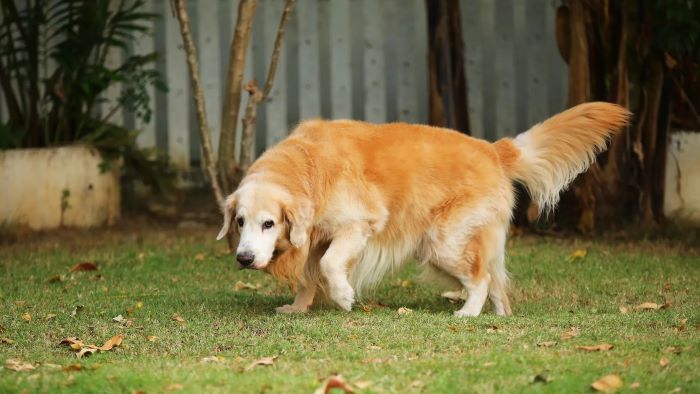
[
  {"xmin": 275, "ymin": 304, "xmax": 309, "ymax": 314},
  {"xmin": 329, "ymin": 283, "xmax": 355, "ymax": 311},
  {"xmin": 453, "ymin": 308, "xmax": 481, "ymax": 318}
]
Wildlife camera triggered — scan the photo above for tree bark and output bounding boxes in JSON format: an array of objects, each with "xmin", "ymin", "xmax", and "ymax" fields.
[
  {"xmin": 425, "ymin": 0, "xmax": 469, "ymax": 134},
  {"xmin": 171, "ymin": 0, "xmax": 225, "ymax": 207},
  {"xmin": 239, "ymin": 0, "xmax": 295, "ymax": 173},
  {"xmin": 218, "ymin": 0, "xmax": 259, "ymax": 193}
]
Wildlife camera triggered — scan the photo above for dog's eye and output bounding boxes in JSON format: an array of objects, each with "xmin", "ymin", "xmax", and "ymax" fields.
[
  {"xmin": 262, "ymin": 220, "xmax": 274, "ymax": 230},
  {"xmin": 236, "ymin": 217, "xmax": 244, "ymax": 227}
]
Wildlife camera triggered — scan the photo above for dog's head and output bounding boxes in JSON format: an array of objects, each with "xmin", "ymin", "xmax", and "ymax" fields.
[{"xmin": 216, "ymin": 179, "xmax": 312, "ymax": 269}]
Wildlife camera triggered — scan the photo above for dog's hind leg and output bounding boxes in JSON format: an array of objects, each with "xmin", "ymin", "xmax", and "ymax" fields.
[
  {"xmin": 320, "ymin": 223, "xmax": 370, "ymax": 311},
  {"xmin": 428, "ymin": 221, "xmax": 509, "ymax": 317},
  {"xmin": 485, "ymin": 225, "xmax": 511, "ymax": 316}
]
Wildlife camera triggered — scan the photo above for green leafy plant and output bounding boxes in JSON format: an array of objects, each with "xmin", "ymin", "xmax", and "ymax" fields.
[{"xmin": 0, "ymin": 0, "xmax": 174, "ymax": 195}]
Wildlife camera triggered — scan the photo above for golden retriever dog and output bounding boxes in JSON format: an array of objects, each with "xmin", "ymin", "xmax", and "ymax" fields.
[{"xmin": 216, "ymin": 102, "xmax": 630, "ymax": 317}]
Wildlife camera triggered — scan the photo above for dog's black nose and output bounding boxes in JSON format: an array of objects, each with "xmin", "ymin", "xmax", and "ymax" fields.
[{"xmin": 236, "ymin": 252, "xmax": 255, "ymax": 266}]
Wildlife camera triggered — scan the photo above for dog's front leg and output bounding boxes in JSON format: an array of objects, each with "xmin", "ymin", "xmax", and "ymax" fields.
[
  {"xmin": 275, "ymin": 284, "xmax": 316, "ymax": 314},
  {"xmin": 320, "ymin": 223, "xmax": 369, "ymax": 311}
]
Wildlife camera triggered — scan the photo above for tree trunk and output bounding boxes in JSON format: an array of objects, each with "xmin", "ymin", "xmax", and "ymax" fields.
[{"xmin": 425, "ymin": 0, "xmax": 469, "ymax": 134}]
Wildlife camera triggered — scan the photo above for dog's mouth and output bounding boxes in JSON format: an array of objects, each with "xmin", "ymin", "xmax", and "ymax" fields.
[{"xmin": 237, "ymin": 249, "xmax": 281, "ymax": 270}]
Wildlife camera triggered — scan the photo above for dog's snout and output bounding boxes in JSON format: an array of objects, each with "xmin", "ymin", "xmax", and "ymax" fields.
[{"xmin": 236, "ymin": 251, "xmax": 255, "ymax": 266}]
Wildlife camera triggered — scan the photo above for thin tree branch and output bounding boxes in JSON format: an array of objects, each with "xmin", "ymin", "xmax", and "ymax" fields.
[
  {"xmin": 171, "ymin": 0, "xmax": 224, "ymax": 206},
  {"xmin": 218, "ymin": 0, "xmax": 258, "ymax": 192},
  {"xmin": 239, "ymin": 0, "xmax": 295, "ymax": 172}
]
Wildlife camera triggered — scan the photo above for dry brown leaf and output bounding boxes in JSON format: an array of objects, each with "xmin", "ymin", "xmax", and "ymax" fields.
[
  {"xmin": 171, "ymin": 314, "xmax": 186, "ymax": 323},
  {"xmin": 410, "ymin": 380, "xmax": 424, "ymax": 389},
  {"xmin": 619, "ymin": 306, "xmax": 629, "ymax": 314},
  {"xmin": 76, "ymin": 346, "xmax": 98, "ymax": 359},
  {"xmin": 629, "ymin": 382, "xmax": 641, "ymax": 389},
  {"xmin": 677, "ymin": 318, "xmax": 687, "ymax": 332},
  {"xmin": 659, "ymin": 356, "xmax": 670, "ymax": 367},
  {"xmin": 397, "ymin": 307, "xmax": 413, "ymax": 315},
  {"xmin": 233, "ymin": 281, "xmax": 260, "ymax": 291},
  {"xmin": 537, "ymin": 341, "xmax": 557, "ymax": 348},
  {"xmin": 400, "ymin": 280, "xmax": 413, "ymax": 288},
  {"xmin": 70, "ymin": 262, "xmax": 98, "ymax": 272},
  {"xmin": 635, "ymin": 302, "xmax": 668, "ymax": 311},
  {"xmin": 483, "ymin": 361, "xmax": 496, "ymax": 368},
  {"xmin": 47, "ymin": 275, "xmax": 64, "ymax": 283},
  {"xmin": 147, "ymin": 335, "xmax": 158, "ymax": 342},
  {"xmin": 98, "ymin": 335, "xmax": 123, "ymax": 351},
  {"xmin": 361, "ymin": 305, "xmax": 373, "ymax": 313},
  {"xmin": 113, "ymin": 315, "xmax": 126, "ymax": 323},
  {"xmin": 366, "ymin": 345, "xmax": 381, "ymax": 350},
  {"xmin": 591, "ymin": 374, "xmax": 623, "ymax": 393},
  {"xmin": 245, "ymin": 356, "xmax": 276, "ymax": 371},
  {"xmin": 201, "ymin": 355, "xmax": 224, "ymax": 363},
  {"xmin": 314, "ymin": 374, "xmax": 354, "ymax": 394},
  {"xmin": 45, "ymin": 313, "xmax": 57, "ymax": 321},
  {"xmin": 4, "ymin": 359, "xmax": 35, "ymax": 372},
  {"xmin": 354, "ymin": 380, "xmax": 372, "ymax": 389},
  {"xmin": 194, "ymin": 253, "xmax": 205, "ymax": 261},
  {"xmin": 566, "ymin": 249, "xmax": 587, "ymax": 262},
  {"xmin": 165, "ymin": 383, "xmax": 184, "ymax": 392},
  {"xmin": 22, "ymin": 312, "xmax": 31, "ymax": 322},
  {"xmin": 0, "ymin": 337, "xmax": 14, "ymax": 345},
  {"xmin": 560, "ymin": 327, "xmax": 580, "ymax": 340},
  {"xmin": 14, "ymin": 300, "xmax": 27, "ymax": 307},
  {"xmin": 63, "ymin": 364, "xmax": 82, "ymax": 372},
  {"xmin": 576, "ymin": 344, "xmax": 614, "ymax": 352}
]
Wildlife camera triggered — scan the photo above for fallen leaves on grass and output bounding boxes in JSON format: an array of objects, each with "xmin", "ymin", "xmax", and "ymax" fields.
[
  {"xmin": 0, "ymin": 337, "xmax": 14, "ymax": 345},
  {"xmin": 619, "ymin": 306, "xmax": 629, "ymax": 314},
  {"xmin": 397, "ymin": 307, "xmax": 413, "ymax": 315},
  {"xmin": 194, "ymin": 253, "xmax": 205, "ymax": 261},
  {"xmin": 531, "ymin": 374, "xmax": 552, "ymax": 384},
  {"xmin": 70, "ymin": 305, "xmax": 84, "ymax": 318},
  {"xmin": 675, "ymin": 318, "xmax": 687, "ymax": 333},
  {"xmin": 591, "ymin": 374, "xmax": 623, "ymax": 393},
  {"xmin": 22, "ymin": 312, "xmax": 31, "ymax": 322},
  {"xmin": 147, "ymin": 335, "xmax": 158, "ymax": 342},
  {"xmin": 537, "ymin": 341, "xmax": 557, "ymax": 348},
  {"xmin": 200, "ymin": 356, "xmax": 224, "ymax": 363},
  {"xmin": 635, "ymin": 302, "xmax": 669, "ymax": 311},
  {"xmin": 314, "ymin": 375, "xmax": 354, "ymax": 394},
  {"xmin": 4, "ymin": 359, "xmax": 35, "ymax": 372},
  {"xmin": 233, "ymin": 281, "xmax": 260, "ymax": 291},
  {"xmin": 165, "ymin": 383, "xmax": 184, "ymax": 392},
  {"xmin": 59, "ymin": 335, "xmax": 123, "ymax": 358},
  {"xmin": 659, "ymin": 357, "xmax": 670, "ymax": 367},
  {"xmin": 171, "ymin": 314, "xmax": 186, "ymax": 323},
  {"xmin": 245, "ymin": 356, "xmax": 276, "ymax": 371},
  {"xmin": 47, "ymin": 274, "xmax": 65, "ymax": 283},
  {"xmin": 70, "ymin": 262, "xmax": 98, "ymax": 272},
  {"xmin": 63, "ymin": 364, "xmax": 83, "ymax": 372},
  {"xmin": 45, "ymin": 313, "xmax": 57, "ymax": 321},
  {"xmin": 566, "ymin": 249, "xmax": 587, "ymax": 262},
  {"xmin": 400, "ymin": 280, "xmax": 413, "ymax": 288},
  {"xmin": 560, "ymin": 327, "xmax": 580, "ymax": 340},
  {"xmin": 354, "ymin": 380, "xmax": 372, "ymax": 389},
  {"xmin": 576, "ymin": 344, "xmax": 614, "ymax": 352},
  {"xmin": 629, "ymin": 382, "xmax": 641, "ymax": 389}
]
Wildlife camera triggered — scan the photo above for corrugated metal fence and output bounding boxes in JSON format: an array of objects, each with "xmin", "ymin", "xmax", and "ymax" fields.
[{"xmin": 0, "ymin": 0, "xmax": 568, "ymax": 172}]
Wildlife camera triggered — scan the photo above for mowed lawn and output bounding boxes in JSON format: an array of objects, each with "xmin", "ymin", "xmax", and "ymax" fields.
[{"xmin": 1, "ymin": 226, "xmax": 699, "ymax": 393}]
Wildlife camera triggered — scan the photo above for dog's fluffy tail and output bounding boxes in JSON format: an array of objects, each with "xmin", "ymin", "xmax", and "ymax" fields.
[{"xmin": 493, "ymin": 102, "xmax": 631, "ymax": 213}]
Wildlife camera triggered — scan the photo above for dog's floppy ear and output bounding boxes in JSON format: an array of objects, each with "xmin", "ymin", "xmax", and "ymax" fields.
[
  {"xmin": 216, "ymin": 194, "xmax": 237, "ymax": 241},
  {"xmin": 284, "ymin": 198, "xmax": 313, "ymax": 248}
]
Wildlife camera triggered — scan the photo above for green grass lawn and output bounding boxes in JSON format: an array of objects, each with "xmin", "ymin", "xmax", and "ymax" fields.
[{"xmin": 1, "ymin": 227, "xmax": 698, "ymax": 393}]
